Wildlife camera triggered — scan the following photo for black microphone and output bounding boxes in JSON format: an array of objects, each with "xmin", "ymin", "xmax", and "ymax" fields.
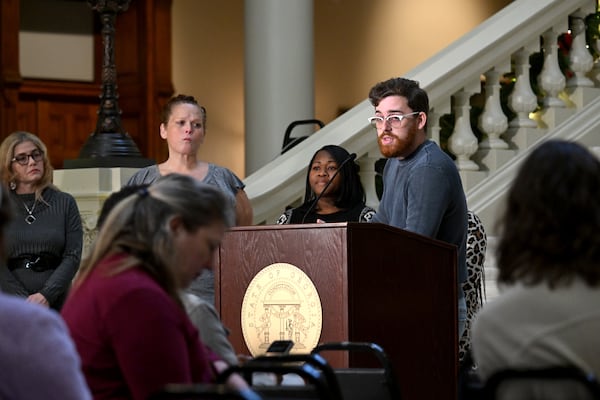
[{"xmin": 300, "ymin": 153, "xmax": 357, "ymax": 224}]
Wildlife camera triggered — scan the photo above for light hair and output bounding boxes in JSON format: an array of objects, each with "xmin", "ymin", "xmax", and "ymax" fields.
[{"xmin": 0, "ymin": 131, "xmax": 55, "ymax": 202}]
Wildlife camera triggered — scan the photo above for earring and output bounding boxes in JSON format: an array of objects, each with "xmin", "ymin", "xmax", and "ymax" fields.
[{"xmin": 9, "ymin": 181, "xmax": 16, "ymax": 191}]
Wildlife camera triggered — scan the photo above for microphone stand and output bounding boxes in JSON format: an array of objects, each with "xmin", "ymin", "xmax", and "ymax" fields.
[{"xmin": 300, "ymin": 153, "xmax": 357, "ymax": 224}]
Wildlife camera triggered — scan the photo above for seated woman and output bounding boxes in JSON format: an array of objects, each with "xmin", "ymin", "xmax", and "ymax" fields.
[
  {"xmin": 471, "ymin": 140, "xmax": 600, "ymax": 397},
  {"xmin": 97, "ymin": 184, "xmax": 239, "ymax": 367},
  {"xmin": 277, "ymin": 145, "xmax": 375, "ymax": 224},
  {"xmin": 61, "ymin": 174, "xmax": 248, "ymax": 399},
  {"xmin": 0, "ymin": 184, "xmax": 91, "ymax": 400}
]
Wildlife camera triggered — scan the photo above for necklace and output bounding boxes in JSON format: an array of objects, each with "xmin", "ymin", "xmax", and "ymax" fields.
[{"xmin": 23, "ymin": 200, "xmax": 37, "ymax": 224}]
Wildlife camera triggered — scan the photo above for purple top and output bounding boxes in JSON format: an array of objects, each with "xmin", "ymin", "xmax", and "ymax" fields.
[{"xmin": 0, "ymin": 291, "xmax": 91, "ymax": 399}]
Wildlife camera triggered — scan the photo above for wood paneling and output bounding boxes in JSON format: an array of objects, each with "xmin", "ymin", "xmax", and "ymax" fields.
[
  {"xmin": 216, "ymin": 223, "xmax": 459, "ymax": 400},
  {"xmin": 0, "ymin": 0, "xmax": 173, "ymax": 168}
]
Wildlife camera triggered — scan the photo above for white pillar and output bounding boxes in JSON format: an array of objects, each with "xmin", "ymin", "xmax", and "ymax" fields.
[
  {"xmin": 448, "ymin": 90, "xmax": 480, "ymax": 171},
  {"xmin": 508, "ymin": 48, "xmax": 538, "ymax": 128},
  {"xmin": 244, "ymin": 0, "xmax": 314, "ymax": 174},
  {"xmin": 538, "ymin": 28, "xmax": 566, "ymax": 108},
  {"xmin": 478, "ymin": 69, "xmax": 509, "ymax": 149}
]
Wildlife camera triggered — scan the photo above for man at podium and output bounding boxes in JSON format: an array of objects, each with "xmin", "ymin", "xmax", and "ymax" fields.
[{"xmin": 366, "ymin": 77, "xmax": 468, "ymax": 337}]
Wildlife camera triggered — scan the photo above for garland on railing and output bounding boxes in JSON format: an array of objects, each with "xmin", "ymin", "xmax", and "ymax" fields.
[
  {"xmin": 586, "ymin": 7, "xmax": 600, "ymax": 59},
  {"xmin": 374, "ymin": 6, "xmax": 600, "ymax": 199},
  {"xmin": 437, "ymin": 9, "xmax": 600, "ymax": 158}
]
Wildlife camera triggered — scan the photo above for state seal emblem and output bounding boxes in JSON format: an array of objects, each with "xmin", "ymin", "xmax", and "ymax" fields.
[{"xmin": 241, "ymin": 262, "xmax": 323, "ymax": 356}]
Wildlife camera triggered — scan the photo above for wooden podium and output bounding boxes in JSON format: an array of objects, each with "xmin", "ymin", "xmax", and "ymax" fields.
[{"xmin": 214, "ymin": 222, "xmax": 458, "ymax": 400}]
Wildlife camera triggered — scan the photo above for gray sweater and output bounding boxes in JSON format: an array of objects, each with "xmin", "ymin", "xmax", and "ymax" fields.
[
  {"xmin": 373, "ymin": 140, "xmax": 468, "ymax": 284},
  {"xmin": 0, "ymin": 187, "xmax": 82, "ymax": 309}
]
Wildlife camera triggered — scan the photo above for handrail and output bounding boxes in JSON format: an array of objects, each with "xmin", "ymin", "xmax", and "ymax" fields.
[{"xmin": 244, "ymin": 0, "xmax": 596, "ymax": 226}]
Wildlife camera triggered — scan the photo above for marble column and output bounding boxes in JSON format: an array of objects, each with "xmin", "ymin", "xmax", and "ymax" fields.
[{"xmin": 244, "ymin": 0, "xmax": 314, "ymax": 174}]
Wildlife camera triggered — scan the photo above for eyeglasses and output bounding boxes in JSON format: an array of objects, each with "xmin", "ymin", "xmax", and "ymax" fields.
[
  {"xmin": 11, "ymin": 150, "xmax": 44, "ymax": 165},
  {"xmin": 368, "ymin": 112, "xmax": 420, "ymax": 128}
]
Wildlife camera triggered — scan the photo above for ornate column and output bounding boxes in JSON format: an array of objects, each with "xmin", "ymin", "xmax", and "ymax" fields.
[
  {"xmin": 448, "ymin": 90, "xmax": 479, "ymax": 171},
  {"xmin": 508, "ymin": 48, "xmax": 538, "ymax": 128},
  {"xmin": 538, "ymin": 28, "xmax": 567, "ymax": 108},
  {"xmin": 537, "ymin": 27, "xmax": 577, "ymax": 130},
  {"xmin": 428, "ymin": 108, "xmax": 442, "ymax": 145},
  {"xmin": 567, "ymin": 14, "xmax": 594, "ymax": 88},
  {"xmin": 357, "ymin": 152, "xmax": 380, "ymax": 209},
  {"xmin": 505, "ymin": 47, "xmax": 544, "ymax": 151},
  {"xmin": 64, "ymin": 0, "xmax": 153, "ymax": 168},
  {"xmin": 565, "ymin": 11, "xmax": 600, "ymax": 110},
  {"xmin": 473, "ymin": 67, "xmax": 517, "ymax": 172},
  {"xmin": 586, "ymin": 7, "xmax": 600, "ymax": 85},
  {"xmin": 478, "ymin": 69, "xmax": 509, "ymax": 149}
]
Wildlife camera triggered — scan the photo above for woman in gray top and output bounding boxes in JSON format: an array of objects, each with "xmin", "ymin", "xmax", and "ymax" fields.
[
  {"xmin": 0, "ymin": 131, "xmax": 82, "ymax": 311},
  {"xmin": 127, "ymin": 94, "xmax": 253, "ymax": 303},
  {"xmin": 0, "ymin": 180, "xmax": 91, "ymax": 400}
]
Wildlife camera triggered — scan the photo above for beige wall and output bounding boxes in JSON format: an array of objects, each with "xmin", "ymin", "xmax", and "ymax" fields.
[{"xmin": 172, "ymin": 0, "xmax": 513, "ymax": 178}]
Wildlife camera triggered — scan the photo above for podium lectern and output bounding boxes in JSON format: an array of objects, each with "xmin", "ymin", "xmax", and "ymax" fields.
[{"xmin": 214, "ymin": 222, "xmax": 458, "ymax": 400}]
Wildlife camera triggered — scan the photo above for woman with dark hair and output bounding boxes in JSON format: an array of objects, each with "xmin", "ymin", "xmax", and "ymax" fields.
[
  {"xmin": 0, "ymin": 131, "xmax": 82, "ymax": 310},
  {"xmin": 276, "ymin": 145, "xmax": 375, "ymax": 224},
  {"xmin": 471, "ymin": 140, "xmax": 600, "ymax": 383}
]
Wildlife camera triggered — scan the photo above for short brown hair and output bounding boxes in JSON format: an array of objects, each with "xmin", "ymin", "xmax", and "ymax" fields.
[{"xmin": 160, "ymin": 94, "xmax": 206, "ymax": 126}]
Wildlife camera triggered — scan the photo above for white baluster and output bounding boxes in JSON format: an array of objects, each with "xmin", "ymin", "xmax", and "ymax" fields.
[
  {"xmin": 589, "ymin": 11, "xmax": 600, "ymax": 86},
  {"xmin": 567, "ymin": 15, "xmax": 594, "ymax": 88},
  {"xmin": 358, "ymin": 152, "xmax": 380, "ymax": 209},
  {"xmin": 508, "ymin": 48, "xmax": 538, "ymax": 128},
  {"xmin": 589, "ymin": 41, "xmax": 600, "ymax": 86},
  {"xmin": 538, "ymin": 28, "xmax": 567, "ymax": 107},
  {"xmin": 428, "ymin": 108, "xmax": 441, "ymax": 145},
  {"xmin": 478, "ymin": 69, "xmax": 509, "ymax": 149},
  {"xmin": 448, "ymin": 90, "xmax": 479, "ymax": 171}
]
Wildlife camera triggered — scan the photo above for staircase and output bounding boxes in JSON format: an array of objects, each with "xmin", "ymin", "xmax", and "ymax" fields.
[{"xmin": 243, "ymin": 0, "xmax": 600, "ymax": 300}]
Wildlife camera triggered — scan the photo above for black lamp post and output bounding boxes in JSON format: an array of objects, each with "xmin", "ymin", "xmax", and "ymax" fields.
[{"xmin": 64, "ymin": 0, "xmax": 154, "ymax": 168}]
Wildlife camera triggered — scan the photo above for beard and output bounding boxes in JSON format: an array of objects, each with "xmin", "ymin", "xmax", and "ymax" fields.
[{"xmin": 377, "ymin": 127, "xmax": 418, "ymax": 158}]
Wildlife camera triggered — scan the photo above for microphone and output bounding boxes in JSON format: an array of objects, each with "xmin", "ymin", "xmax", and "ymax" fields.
[{"xmin": 300, "ymin": 153, "xmax": 357, "ymax": 224}]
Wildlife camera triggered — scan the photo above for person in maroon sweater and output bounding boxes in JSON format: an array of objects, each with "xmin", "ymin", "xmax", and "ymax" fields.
[{"xmin": 61, "ymin": 174, "xmax": 248, "ymax": 400}]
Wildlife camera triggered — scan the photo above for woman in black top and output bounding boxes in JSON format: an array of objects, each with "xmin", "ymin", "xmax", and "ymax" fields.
[
  {"xmin": 0, "ymin": 131, "xmax": 82, "ymax": 310},
  {"xmin": 277, "ymin": 145, "xmax": 375, "ymax": 224}
]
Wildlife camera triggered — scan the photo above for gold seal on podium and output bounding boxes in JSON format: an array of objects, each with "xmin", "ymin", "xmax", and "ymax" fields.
[{"xmin": 241, "ymin": 262, "xmax": 323, "ymax": 356}]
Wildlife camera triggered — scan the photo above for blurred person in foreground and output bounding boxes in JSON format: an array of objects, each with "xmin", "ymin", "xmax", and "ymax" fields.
[
  {"xmin": 472, "ymin": 140, "xmax": 600, "ymax": 392},
  {"xmin": 0, "ymin": 183, "xmax": 91, "ymax": 400},
  {"xmin": 97, "ymin": 184, "xmax": 239, "ymax": 367},
  {"xmin": 62, "ymin": 174, "xmax": 249, "ymax": 399}
]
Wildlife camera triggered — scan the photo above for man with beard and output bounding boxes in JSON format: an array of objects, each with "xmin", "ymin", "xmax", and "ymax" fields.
[{"xmin": 367, "ymin": 77, "xmax": 468, "ymax": 337}]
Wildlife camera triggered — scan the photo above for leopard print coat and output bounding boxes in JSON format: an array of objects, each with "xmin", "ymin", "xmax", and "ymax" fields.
[{"xmin": 459, "ymin": 211, "xmax": 487, "ymax": 363}]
